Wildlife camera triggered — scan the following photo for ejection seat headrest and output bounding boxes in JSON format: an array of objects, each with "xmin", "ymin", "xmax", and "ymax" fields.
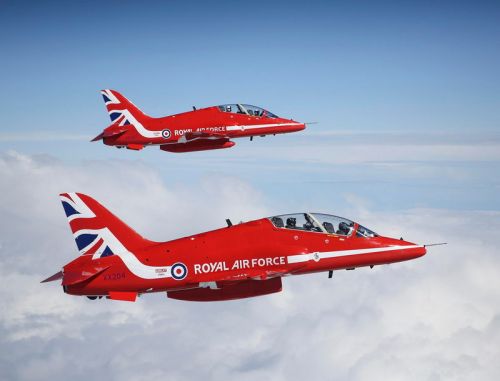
[
  {"xmin": 338, "ymin": 221, "xmax": 350, "ymax": 235},
  {"xmin": 323, "ymin": 222, "xmax": 335, "ymax": 233},
  {"xmin": 272, "ymin": 217, "xmax": 284, "ymax": 228}
]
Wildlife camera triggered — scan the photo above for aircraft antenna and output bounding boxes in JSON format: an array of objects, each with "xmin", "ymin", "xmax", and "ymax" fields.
[{"xmin": 423, "ymin": 242, "xmax": 447, "ymax": 247}]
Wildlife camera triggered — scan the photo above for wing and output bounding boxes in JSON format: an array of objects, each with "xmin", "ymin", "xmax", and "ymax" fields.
[
  {"xmin": 179, "ymin": 131, "xmax": 228, "ymax": 143},
  {"xmin": 160, "ymin": 131, "xmax": 235, "ymax": 153},
  {"xmin": 219, "ymin": 267, "xmax": 289, "ymax": 281},
  {"xmin": 166, "ymin": 277, "xmax": 283, "ymax": 302}
]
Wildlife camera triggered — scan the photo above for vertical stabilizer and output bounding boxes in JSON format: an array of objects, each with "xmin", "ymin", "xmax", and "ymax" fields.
[
  {"xmin": 100, "ymin": 89, "xmax": 152, "ymax": 126},
  {"xmin": 59, "ymin": 192, "xmax": 155, "ymax": 258}
]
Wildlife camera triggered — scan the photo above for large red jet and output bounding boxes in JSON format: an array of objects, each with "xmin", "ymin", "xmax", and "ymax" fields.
[
  {"xmin": 91, "ymin": 89, "xmax": 306, "ymax": 153},
  {"xmin": 42, "ymin": 193, "xmax": 427, "ymax": 302}
]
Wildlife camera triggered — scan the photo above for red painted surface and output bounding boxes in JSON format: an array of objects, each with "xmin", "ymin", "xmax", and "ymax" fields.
[
  {"xmin": 167, "ymin": 278, "xmax": 282, "ymax": 302},
  {"xmin": 108, "ymin": 291, "xmax": 138, "ymax": 302},
  {"xmin": 43, "ymin": 193, "xmax": 426, "ymax": 302},
  {"xmin": 92, "ymin": 89, "xmax": 306, "ymax": 153}
]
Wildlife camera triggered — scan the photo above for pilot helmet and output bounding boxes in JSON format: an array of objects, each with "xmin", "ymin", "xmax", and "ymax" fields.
[{"xmin": 338, "ymin": 221, "xmax": 351, "ymax": 234}]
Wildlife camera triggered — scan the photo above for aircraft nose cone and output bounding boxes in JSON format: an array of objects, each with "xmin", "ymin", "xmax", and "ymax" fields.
[
  {"xmin": 390, "ymin": 238, "xmax": 427, "ymax": 261},
  {"xmin": 414, "ymin": 245, "xmax": 427, "ymax": 258},
  {"xmin": 404, "ymin": 242, "xmax": 427, "ymax": 260},
  {"xmin": 290, "ymin": 122, "xmax": 306, "ymax": 132}
]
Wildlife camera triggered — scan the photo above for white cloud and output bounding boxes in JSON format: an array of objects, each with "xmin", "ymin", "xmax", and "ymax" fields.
[
  {"xmin": 247, "ymin": 142, "xmax": 500, "ymax": 165},
  {"xmin": 0, "ymin": 151, "xmax": 499, "ymax": 381},
  {"xmin": 0, "ymin": 132, "xmax": 89, "ymax": 142}
]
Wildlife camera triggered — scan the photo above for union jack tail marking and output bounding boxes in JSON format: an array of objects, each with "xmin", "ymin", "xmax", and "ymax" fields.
[
  {"xmin": 60, "ymin": 192, "xmax": 154, "ymax": 258},
  {"xmin": 100, "ymin": 89, "xmax": 152, "ymax": 126},
  {"xmin": 59, "ymin": 193, "xmax": 175, "ymax": 280}
]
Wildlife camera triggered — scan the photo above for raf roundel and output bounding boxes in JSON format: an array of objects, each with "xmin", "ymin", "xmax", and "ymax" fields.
[
  {"xmin": 171, "ymin": 262, "xmax": 188, "ymax": 280},
  {"xmin": 161, "ymin": 129, "xmax": 171, "ymax": 139}
]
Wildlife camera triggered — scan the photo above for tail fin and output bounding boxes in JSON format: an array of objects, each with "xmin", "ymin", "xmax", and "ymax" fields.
[
  {"xmin": 59, "ymin": 193, "xmax": 155, "ymax": 258},
  {"xmin": 100, "ymin": 89, "xmax": 152, "ymax": 126}
]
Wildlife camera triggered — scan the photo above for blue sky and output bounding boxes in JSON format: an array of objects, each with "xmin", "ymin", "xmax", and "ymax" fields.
[
  {"xmin": 1, "ymin": 2, "xmax": 500, "ymax": 380},
  {"xmin": 2, "ymin": 0, "xmax": 499, "ymax": 133},
  {"xmin": 1, "ymin": 0, "xmax": 499, "ymax": 213}
]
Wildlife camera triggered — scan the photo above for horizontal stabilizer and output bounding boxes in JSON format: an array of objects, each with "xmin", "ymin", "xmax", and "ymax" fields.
[
  {"xmin": 41, "ymin": 271, "xmax": 63, "ymax": 283},
  {"xmin": 103, "ymin": 128, "xmax": 128, "ymax": 138},
  {"xmin": 91, "ymin": 132, "xmax": 105, "ymax": 142},
  {"xmin": 91, "ymin": 124, "xmax": 128, "ymax": 142},
  {"xmin": 62, "ymin": 266, "xmax": 109, "ymax": 286}
]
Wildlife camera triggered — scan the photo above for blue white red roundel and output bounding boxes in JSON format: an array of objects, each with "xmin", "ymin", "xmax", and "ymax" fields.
[
  {"xmin": 171, "ymin": 262, "xmax": 188, "ymax": 280},
  {"xmin": 161, "ymin": 129, "xmax": 171, "ymax": 139}
]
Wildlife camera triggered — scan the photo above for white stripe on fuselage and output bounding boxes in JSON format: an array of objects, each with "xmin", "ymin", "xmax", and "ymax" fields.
[
  {"xmin": 76, "ymin": 227, "xmax": 172, "ymax": 279},
  {"xmin": 107, "ymin": 115, "xmax": 302, "ymax": 141},
  {"xmin": 225, "ymin": 122, "xmax": 303, "ymax": 132},
  {"xmin": 109, "ymin": 109, "xmax": 161, "ymax": 139},
  {"xmin": 287, "ymin": 245, "xmax": 422, "ymax": 264}
]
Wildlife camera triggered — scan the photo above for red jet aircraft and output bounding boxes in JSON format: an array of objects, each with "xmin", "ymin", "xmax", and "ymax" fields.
[
  {"xmin": 42, "ymin": 193, "xmax": 427, "ymax": 302},
  {"xmin": 91, "ymin": 89, "xmax": 306, "ymax": 153}
]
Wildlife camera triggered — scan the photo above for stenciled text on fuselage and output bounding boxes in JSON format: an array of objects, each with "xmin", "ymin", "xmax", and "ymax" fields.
[{"xmin": 193, "ymin": 256, "xmax": 286, "ymax": 274}]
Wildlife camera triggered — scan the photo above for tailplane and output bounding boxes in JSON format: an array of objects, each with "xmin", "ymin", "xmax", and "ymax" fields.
[{"xmin": 41, "ymin": 271, "xmax": 63, "ymax": 283}]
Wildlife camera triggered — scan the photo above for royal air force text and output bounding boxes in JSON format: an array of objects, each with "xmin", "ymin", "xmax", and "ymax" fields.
[
  {"xmin": 194, "ymin": 257, "xmax": 286, "ymax": 275},
  {"xmin": 174, "ymin": 127, "xmax": 226, "ymax": 136}
]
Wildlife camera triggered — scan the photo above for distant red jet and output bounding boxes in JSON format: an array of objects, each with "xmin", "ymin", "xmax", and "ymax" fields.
[
  {"xmin": 42, "ymin": 193, "xmax": 427, "ymax": 302},
  {"xmin": 91, "ymin": 89, "xmax": 306, "ymax": 153}
]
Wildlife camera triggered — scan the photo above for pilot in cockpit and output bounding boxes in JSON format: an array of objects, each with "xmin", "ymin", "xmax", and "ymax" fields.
[
  {"xmin": 286, "ymin": 217, "xmax": 297, "ymax": 229},
  {"xmin": 337, "ymin": 221, "xmax": 353, "ymax": 235},
  {"xmin": 225, "ymin": 105, "xmax": 232, "ymax": 112}
]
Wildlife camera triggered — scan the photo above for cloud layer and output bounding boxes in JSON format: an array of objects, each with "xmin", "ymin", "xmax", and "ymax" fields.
[{"xmin": 0, "ymin": 151, "xmax": 499, "ymax": 381}]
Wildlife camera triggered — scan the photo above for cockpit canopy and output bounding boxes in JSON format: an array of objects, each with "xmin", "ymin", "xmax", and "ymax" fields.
[
  {"xmin": 218, "ymin": 104, "xmax": 279, "ymax": 118},
  {"xmin": 269, "ymin": 213, "xmax": 378, "ymax": 237}
]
